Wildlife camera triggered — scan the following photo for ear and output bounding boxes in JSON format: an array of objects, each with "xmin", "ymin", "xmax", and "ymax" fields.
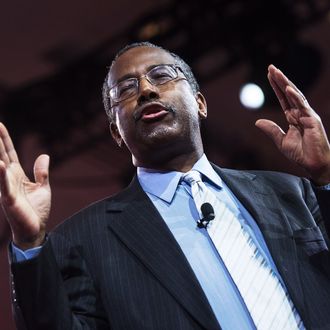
[
  {"xmin": 196, "ymin": 92, "xmax": 207, "ymax": 119},
  {"xmin": 110, "ymin": 122, "xmax": 123, "ymax": 147}
]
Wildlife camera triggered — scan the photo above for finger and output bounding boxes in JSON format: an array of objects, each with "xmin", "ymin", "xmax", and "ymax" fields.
[
  {"xmin": 285, "ymin": 86, "xmax": 313, "ymax": 117},
  {"xmin": 299, "ymin": 115, "xmax": 322, "ymax": 129},
  {"xmin": 0, "ymin": 160, "xmax": 12, "ymax": 202},
  {"xmin": 255, "ymin": 119, "xmax": 285, "ymax": 150},
  {"xmin": 0, "ymin": 159, "xmax": 6, "ymax": 187},
  {"xmin": 268, "ymin": 73, "xmax": 292, "ymax": 110},
  {"xmin": 33, "ymin": 154, "xmax": 50, "ymax": 187},
  {"xmin": 268, "ymin": 64, "xmax": 298, "ymax": 93},
  {"xmin": 268, "ymin": 65, "xmax": 295, "ymax": 109},
  {"xmin": 0, "ymin": 123, "xmax": 19, "ymax": 163},
  {"xmin": 268, "ymin": 65, "xmax": 309, "ymax": 110},
  {"xmin": 286, "ymin": 124, "xmax": 304, "ymax": 141},
  {"xmin": 0, "ymin": 138, "xmax": 10, "ymax": 165},
  {"xmin": 284, "ymin": 110, "xmax": 304, "ymax": 127}
]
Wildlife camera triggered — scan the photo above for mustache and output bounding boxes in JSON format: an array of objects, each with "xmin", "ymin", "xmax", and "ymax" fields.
[{"xmin": 133, "ymin": 102, "xmax": 176, "ymax": 122}]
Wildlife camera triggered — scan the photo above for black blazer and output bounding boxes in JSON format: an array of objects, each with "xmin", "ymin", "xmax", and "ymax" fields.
[{"xmin": 10, "ymin": 166, "xmax": 330, "ymax": 330}]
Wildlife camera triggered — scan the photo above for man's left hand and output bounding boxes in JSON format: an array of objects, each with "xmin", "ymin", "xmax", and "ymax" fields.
[{"xmin": 255, "ymin": 64, "xmax": 330, "ymax": 186}]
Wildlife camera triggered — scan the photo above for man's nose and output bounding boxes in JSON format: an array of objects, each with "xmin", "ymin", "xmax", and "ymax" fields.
[{"xmin": 137, "ymin": 77, "xmax": 159, "ymax": 105}]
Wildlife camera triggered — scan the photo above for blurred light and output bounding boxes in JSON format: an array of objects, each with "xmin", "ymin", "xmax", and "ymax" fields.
[
  {"xmin": 137, "ymin": 17, "xmax": 172, "ymax": 40},
  {"xmin": 138, "ymin": 22, "xmax": 161, "ymax": 39},
  {"xmin": 239, "ymin": 83, "xmax": 265, "ymax": 110}
]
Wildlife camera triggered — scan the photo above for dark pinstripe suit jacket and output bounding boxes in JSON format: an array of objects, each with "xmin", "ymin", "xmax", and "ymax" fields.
[{"xmin": 10, "ymin": 166, "xmax": 330, "ymax": 330}]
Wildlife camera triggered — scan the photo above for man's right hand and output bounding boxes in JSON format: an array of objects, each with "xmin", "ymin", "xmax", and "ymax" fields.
[{"xmin": 0, "ymin": 123, "xmax": 51, "ymax": 250}]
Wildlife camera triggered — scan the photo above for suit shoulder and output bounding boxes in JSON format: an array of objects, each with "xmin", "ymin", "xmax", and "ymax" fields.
[
  {"xmin": 214, "ymin": 165, "xmax": 311, "ymax": 195},
  {"xmin": 220, "ymin": 166, "xmax": 305, "ymax": 183},
  {"xmin": 244, "ymin": 169, "xmax": 304, "ymax": 183}
]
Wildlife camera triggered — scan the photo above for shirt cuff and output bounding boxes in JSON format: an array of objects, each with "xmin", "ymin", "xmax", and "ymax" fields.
[
  {"xmin": 315, "ymin": 183, "xmax": 330, "ymax": 191},
  {"xmin": 11, "ymin": 243, "xmax": 43, "ymax": 262}
]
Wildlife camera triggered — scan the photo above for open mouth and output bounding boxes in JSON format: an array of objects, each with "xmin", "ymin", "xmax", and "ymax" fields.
[
  {"xmin": 135, "ymin": 103, "xmax": 172, "ymax": 122},
  {"xmin": 141, "ymin": 108, "xmax": 169, "ymax": 122}
]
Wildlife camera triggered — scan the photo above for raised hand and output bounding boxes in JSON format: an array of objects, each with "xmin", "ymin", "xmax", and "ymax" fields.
[
  {"xmin": 0, "ymin": 123, "xmax": 51, "ymax": 250},
  {"xmin": 255, "ymin": 65, "xmax": 330, "ymax": 186}
]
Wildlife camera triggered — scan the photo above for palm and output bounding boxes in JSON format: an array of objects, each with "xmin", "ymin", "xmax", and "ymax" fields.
[
  {"xmin": 284, "ymin": 113, "xmax": 324, "ymax": 163},
  {"xmin": 0, "ymin": 123, "xmax": 51, "ymax": 247},
  {"xmin": 256, "ymin": 65, "xmax": 330, "ymax": 185},
  {"xmin": 280, "ymin": 126, "xmax": 304, "ymax": 162},
  {"xmin": 4, "ymin": 162, "xmax": 51, "ymax": 236}
]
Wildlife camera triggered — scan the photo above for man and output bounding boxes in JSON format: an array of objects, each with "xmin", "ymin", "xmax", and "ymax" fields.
[{"xmin": 1, "ymin": 42, "xmax": 330, "ymax": 329}]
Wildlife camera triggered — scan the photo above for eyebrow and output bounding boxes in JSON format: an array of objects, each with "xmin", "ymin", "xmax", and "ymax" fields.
[{"xmin": 112, "ymin": 63, "xmax": 174, "ymax": 87}]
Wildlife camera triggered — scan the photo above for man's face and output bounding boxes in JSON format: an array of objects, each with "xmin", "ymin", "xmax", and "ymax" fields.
[{"xmin": 108, "ymin": 46, "xmax": 207, "ymax": 166}]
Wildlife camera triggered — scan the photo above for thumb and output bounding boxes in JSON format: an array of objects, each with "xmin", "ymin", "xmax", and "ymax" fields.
[
  {"xmin": 255, "ymin": 119, "xmax": 285, "ymax": 150},
  {"xmin": 34, "ymin": 154, "xmax": 50, "ymax": 186}
]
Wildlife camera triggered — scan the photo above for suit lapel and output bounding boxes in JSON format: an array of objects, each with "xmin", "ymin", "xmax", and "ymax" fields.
[
  {"xmin": 213, "ymin": 166, "xmax": 305, "ymax": 314},
  {"xmin": 106, "ymin": 177, "xmax": 220, "ymax": 330}
]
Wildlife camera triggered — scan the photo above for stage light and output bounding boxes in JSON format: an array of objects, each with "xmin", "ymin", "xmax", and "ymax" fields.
[{"xmin": 239, "ymin": 83, "xmax": 265, "ymax": 110}]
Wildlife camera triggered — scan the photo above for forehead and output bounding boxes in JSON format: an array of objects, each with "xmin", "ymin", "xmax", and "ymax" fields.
[{"xmin": 108, "ymin": 46, "xmax": 175, "ymax": 86}]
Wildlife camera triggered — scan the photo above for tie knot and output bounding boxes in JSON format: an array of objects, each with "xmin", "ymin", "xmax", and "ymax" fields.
[{"xmin": 182, "ymin": 170, "xmax": 202, "ymax": 185}]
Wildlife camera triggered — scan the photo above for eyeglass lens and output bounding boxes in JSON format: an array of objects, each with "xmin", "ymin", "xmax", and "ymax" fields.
[{"xmin": 110, "ymin": 65, "xmax": 178, "ymax": 103}]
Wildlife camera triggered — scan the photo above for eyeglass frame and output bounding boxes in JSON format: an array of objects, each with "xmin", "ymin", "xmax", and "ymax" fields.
[{"xmin": 108, "ymin": 64, "xmax": 186, "ymax": 108}]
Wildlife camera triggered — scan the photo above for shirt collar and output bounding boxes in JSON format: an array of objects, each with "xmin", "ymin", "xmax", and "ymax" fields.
[{"xmin": 137, "ymin": 154, "xmax": 222, "ymax": 203}]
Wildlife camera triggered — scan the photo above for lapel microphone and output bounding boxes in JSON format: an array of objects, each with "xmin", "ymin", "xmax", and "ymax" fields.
[{"xmin": 197, "ymin": 202, "xmax": 215, "ymax": 228}]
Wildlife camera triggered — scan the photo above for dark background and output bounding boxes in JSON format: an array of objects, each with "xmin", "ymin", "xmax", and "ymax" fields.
[{"xmin": 1, "ymin": 1, "xmax": 330, "ymax": 329}]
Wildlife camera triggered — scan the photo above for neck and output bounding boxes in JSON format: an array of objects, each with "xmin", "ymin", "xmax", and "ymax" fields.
[{"xmin": 134, "ymin": 147, "xmax": 204, "ymax": 172}]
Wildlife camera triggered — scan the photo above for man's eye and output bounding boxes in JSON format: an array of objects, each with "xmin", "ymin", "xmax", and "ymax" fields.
[
  {"xmin": 152, "ymin": 71, "xmax": 172, "ymax": 79},
  {"xmin": 117, "ymin": 81, "xmax": 135, "ymax": 96},
  {"xmin": 118, "ymin": 86, "xmax": 132, "ymax": 96},
  {"xmin": 150, "ymin": 71, "xmax": 174, "ymax": 83}
]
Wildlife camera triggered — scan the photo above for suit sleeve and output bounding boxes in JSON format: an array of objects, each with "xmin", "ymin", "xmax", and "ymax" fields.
[
  {"xmin": 313, "ymin": 186, "xmax": 330, "ymax": 239},
  {"xmin": 301, "ymin": 178, "xmax": 330, "ymax": 242},
  {"xmin": 302, "ymin": 178, "xmax": 330, "ymax": 277},
  {"xmin": 10, "ymin": 232, "xmax": 110, "ymax": 330}
]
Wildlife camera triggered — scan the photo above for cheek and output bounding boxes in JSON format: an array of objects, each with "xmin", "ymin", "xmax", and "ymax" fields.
[
  {"xmin": 174, "ymin": 93, "xmax": 200, "ymax": 120},
  {"xmin": 114, "ymin": 110, "xmax": 131, "ymax": 139},
  {"xmin": 114, "ymin": 100, "xmax": 135, "ymax": 126}
]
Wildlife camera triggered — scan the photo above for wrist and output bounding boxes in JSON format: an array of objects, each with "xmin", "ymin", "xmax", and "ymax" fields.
[
  {"xmin": 13, "ymin": 231, "xmax": 46, "ymax": 251},
  {"xmin": 309, "ymin": 164, "xmax": 330, "ymax": 187},
  {"xmin": 310, "ymin": 174, "xmax": 330, "ymax": 187}
]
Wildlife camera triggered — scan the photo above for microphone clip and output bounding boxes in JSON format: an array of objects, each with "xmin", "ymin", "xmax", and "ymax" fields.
[
  {"xmin": 197, "ymin": 219, "xmax": 211, "ymax": 229},
  {"xmin": 197, "ymin": 202, "xmax": 215, "ymax": 229}
]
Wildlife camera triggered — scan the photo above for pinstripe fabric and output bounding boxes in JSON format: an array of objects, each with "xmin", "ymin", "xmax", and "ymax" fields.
[
  {"xmin": 182, "ymin": 170, "xmax": 304, "ymax": 330},
  {"xmin": 9, "ymin": 166, "xmax": 330, "ymax": 330}
]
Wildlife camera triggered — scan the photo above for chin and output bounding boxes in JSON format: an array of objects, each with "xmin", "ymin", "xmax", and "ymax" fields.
[{"xmin": 142, "ymin": 124, "xmax": 183, "ymax": 145}]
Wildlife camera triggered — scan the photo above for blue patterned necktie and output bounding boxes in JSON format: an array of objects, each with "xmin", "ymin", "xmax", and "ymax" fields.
[{"xmin": 182, "ymin": 170, "xmax": 304, "ymax": 330}]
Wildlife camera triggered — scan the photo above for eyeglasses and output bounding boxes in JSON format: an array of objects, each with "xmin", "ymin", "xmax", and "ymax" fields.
[{"xmin": 109, "ymin": 64, "xmax": 185, "ymax": 107}]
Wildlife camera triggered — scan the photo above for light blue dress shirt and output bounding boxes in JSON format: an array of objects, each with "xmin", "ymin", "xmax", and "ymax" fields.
[
  {"xmin": 138, "ymin": 154, "xmax": 290, "ymax": 330},
  {"xmin": 13, "ymin": 245, "xmax": 42, "ymax": 261}
]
